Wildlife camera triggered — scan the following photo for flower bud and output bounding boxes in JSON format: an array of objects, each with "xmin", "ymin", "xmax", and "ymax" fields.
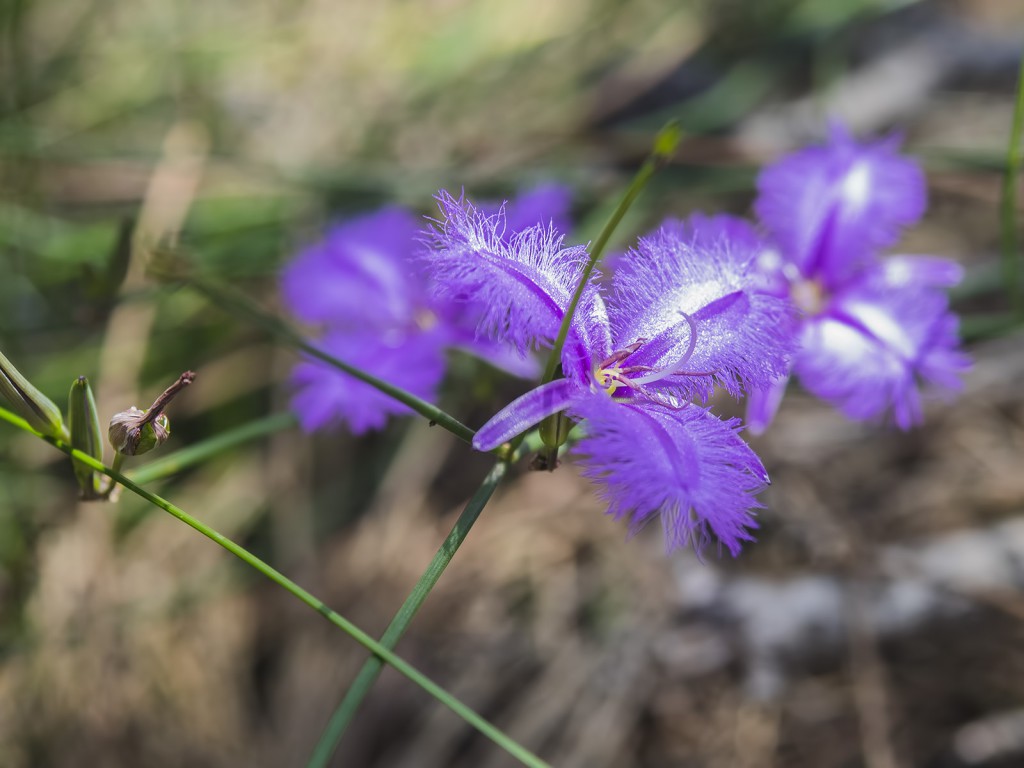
[
  {"xmin": 68, "ymin": 376, "xmax": 105, "ymax": 499},
  {"xmin": 0, "ymin": 349, "xmax": 68, "ymax": 441},
  {"xmin": 108, "ymin": 407, "xmax": 171, "ymax": 456},
  {"xmin": 107, "ymin": 370, "xmax": 192, "ymax": 457}
]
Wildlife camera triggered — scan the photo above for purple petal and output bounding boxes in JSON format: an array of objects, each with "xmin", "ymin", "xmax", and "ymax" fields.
[
  {"xmin": 571, "ymin": 395, "xmax": 767, "ymax": 556},
  {"xmin": 450, "ymin": 334, "xmax": 541, "ymax": 380},
  {"xmin": 611, "ymin": 217, "xmax": 797, "ymax": 399},
  {"xmin": 795, "ymin": 281, "xmax": 969, "ymax": 429},
  {"xmin": 878, "ymin": 255, "xmax": 964, "ymax": 289},
  {"xmin": 745, "ymin": 374, "xmax": 790, "ymax": 436},
  {"xmin": 281, "ymin": 206, "xmax": 423, "ymax": 328},
  {"xmin": 432, "ymin": 299, "xmax": 540, "ymax": 378},
  {"xmin": 755, "ymin": 126, "xmax": 926, "ymax": 286},
  {"xmin": 473, "ymin": 378, "xmax": 579, "ymax": 451},
  {"xmin": 423, "ymin": 190, "xmax": 608, "ymax": 379},
  {"xmin": 290, "ymin": 328, "xmax": 447, "ymax": 434}
]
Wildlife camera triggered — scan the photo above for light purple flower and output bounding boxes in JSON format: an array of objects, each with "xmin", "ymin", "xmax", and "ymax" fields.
[
  {"xmin": 754, "ymin": 124, "xmax": 926, "ymax": 288},
  {"xmin": 425, "ymin": 194, "xmax": 795, "ymax": 554},
  {"xmin": 746, "ymin": 126, "xmax": 969, "ymax": 433},
  {"xmin": 282, "ymin": 207, "xmax": 425, "ymax": 329},
  {"xmin": 281, "ymin": 185, "xmax": 571, "ymax": 433}
]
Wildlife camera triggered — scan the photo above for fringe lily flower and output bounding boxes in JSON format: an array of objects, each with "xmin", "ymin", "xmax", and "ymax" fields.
[
  {"xmin": 281, "ymin": 186, "xmax": 569, "ymax": 433},
  {"xmin": 425, "ymin": 193, "xmax": 796, "ymax": 555},
  {"xmin": 745, "ymin": 125, "xmax": 970, "ymax": 432}
]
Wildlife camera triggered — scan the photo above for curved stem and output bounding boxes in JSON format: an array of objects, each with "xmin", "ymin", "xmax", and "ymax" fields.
[
  {"xmin": 0, "ymin": 405, "xmax": 548, "ymax": 768},
  {"xmin": 307, "ymin": 460, "xmax": 508, "ymax": 768},
  {"xmin": 185, "ymin": 275, "xmax": 477, "ymax": 444}
]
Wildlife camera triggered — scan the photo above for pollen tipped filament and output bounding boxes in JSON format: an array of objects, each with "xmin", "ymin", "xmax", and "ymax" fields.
[
  {"xmin": 593, "ymin": 341, "xmax": 647, "ymax": 395},
  {"xmin": 591, "ymin": 311, "xmax": 718, "ymax": 402},
  {"xmin": 593, "ymin": 361, "xmax": 627, "ymax": 394}
]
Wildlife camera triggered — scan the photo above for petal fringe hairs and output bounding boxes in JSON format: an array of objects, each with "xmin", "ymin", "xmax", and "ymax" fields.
[{"xmin": 279, "ymin": 126, "xmax": 968, "ymax": 556}]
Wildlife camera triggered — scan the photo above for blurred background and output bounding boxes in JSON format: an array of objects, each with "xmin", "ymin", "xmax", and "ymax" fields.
[{"xmin": 2, "ymin": 0, "xmax": 1024, "ymax": 765}]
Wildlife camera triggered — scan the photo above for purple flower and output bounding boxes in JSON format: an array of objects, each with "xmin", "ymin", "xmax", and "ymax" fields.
[
  {"xmin": 754, "ymin": 124, "xmax": 926, "ymax": 287},
  {"xmin": 281, "ymin": 207, "xmax": 431, "ymax": 330},
  {"xmin": 425, "ymin": 193, "xmax": 795, "ymax": 554},
  {"xmin": 281, "ymin": 185, "xmax": 571, "ymax": 433},
  {"xmin": 746, "ymin": 125, "xmax": 969, "ymax": 432},
  {"xmin": 291, "ymin": 328, "xmax": 448, "ymax": 434}
]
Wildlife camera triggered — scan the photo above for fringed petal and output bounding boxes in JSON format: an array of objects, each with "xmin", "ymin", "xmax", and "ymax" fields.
[
  {"xmin": 612, "ymin": 217, "xmax": 797, "ymax": 400},
  {"xmin": 571, "ymin": 395, "xmax": 768, "ymax": 556},
  {"xmin": 423, "ymin": 190, "xmax": 602, "ymax": 371}
]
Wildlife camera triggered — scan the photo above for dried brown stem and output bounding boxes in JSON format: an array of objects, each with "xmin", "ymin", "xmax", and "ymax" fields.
[{"xmin": 142, "ymin": 371, "xmax": 195, "ymax": 425}]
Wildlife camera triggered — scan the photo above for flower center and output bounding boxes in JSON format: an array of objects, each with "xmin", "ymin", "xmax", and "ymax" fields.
[
  {"xmin": 591, "ymin": 340, "xmax": 647, "ymax": 396},
  {"xmin": 791, "ymin": 278, "xmax": 827, "ymax": 315},
  {"xmin": 415, "ymin": 308, "xmax": 438, "ymax": 331},
  {"xmin": 594, "ymin": 361, "xmax": 626, "ymax": 395}
]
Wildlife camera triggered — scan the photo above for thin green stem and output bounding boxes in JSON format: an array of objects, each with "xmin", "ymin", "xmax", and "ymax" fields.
[
  {"xmin": 0, "ymin": 405, "xmax": 548, "ymax": 768},
  {"xmin": 307, "ymin": 460, "xmax": 507, "ymax": 768},
  {"xmin": 535, "ymin": 123, "xmax": 681, "ymax": 461},
  {"xmin": 1002, "ymin": 54, "xmax": 1024, "ymax": 316},
  {"xmin": 127, "ymin": 411, "xmax": 297, "ymax": 485},
  {"xmin": 540, "ymin": 122, "xmax": 682, "ymax": 386},
  {"xmin": 184, "ymin": 275, "xmax": 476, "ymax": 444}
]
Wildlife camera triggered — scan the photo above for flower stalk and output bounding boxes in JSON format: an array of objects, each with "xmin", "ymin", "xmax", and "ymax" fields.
[
  {"xmin": 0, "ymin": 403, "xmax": 549, "ymax": 768},
  {"xmin": 535, "ymin": 121, "xmax": 682, "ymax": 467},
  {"xmin": 308, "ymin": 460, "xmax": 508, "ymax": 768},
  {"xmin": 178, "ymin": 272, "xmax": 478, "ymax": 444}
]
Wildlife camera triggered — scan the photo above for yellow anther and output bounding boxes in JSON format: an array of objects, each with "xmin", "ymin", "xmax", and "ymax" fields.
[{"xmin": 594, "ymin": 364, "xmax": 622, "ymax": 395}]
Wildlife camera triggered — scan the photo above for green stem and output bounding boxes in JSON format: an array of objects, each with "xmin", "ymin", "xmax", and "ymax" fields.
[
  {"xmin": 127, "ymin": 411, "xmax": 297, "ymax": 485},
  {"xmin": 185, "ymin": 276, "xmax": 477, "ymax": 444},
  {"xmin": 307, "ymin": 460, "xmax": 507, "ymax": 768},
  {"xmin": 0, "ymin": 405, "xmax": 548, "ymax": 768},
  {"xmin": 535, "ymin": 122, "xmax": 681, "ymax": 463},
  {"xmin": 1002, "ymin": 54, "xmax": 1024, "ymax": 317},
  {"xmin": 540, "ymin": 121, "xmax": 682, "ymax": 386},
  {"xmin": 100, "ymin": 452, "xmax": 126, "ymax": 498}
]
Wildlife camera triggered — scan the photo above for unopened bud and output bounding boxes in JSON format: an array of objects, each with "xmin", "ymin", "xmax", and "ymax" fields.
[
  {"xmin": 0, "ymin": 349, "xmax": 68, "ymax": 441},
  {"xmin": 68, "ymin": 376, "xmax": 105, "ymax": 499},
  {"xmin": 108, "ymin": 371, "xmax": 193, "ymax": 456},
  {"xmin": 108, "ymin": 407, "xmax": 171, "ymax": 456}
]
